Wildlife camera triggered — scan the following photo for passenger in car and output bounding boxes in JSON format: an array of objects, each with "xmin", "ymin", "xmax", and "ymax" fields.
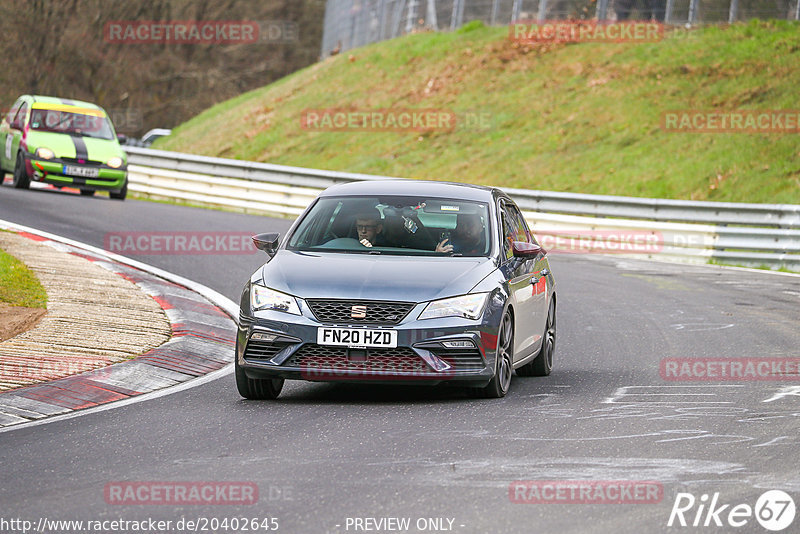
[{"xmin": 435, "ymin": 213, "xmax": 485, "ymax": 255}]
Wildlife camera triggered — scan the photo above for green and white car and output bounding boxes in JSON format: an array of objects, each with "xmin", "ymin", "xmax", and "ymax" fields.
[{"xmin": 0, "ymin": 95, "xmax": 128, "ymax": 199}]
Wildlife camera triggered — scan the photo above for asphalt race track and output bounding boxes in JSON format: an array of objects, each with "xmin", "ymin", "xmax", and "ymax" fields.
[{"xmin": 2, "ymin": 185, "xmax": 799, "ymax": 534}]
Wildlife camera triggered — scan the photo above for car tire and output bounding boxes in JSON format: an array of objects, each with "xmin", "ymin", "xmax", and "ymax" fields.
[
  {"xmin": 467, "ymin": 311, "xmax": 513, "ymax": 399},
  {"xmin": 519, "ymin": 299, "xmax": 555, "ymax": 377},
  {"xmin": 235, "ymin": 357, "xmax": 284, "ymax": 400},
  {"xmin": 79, "ymin": 189, "xmax": 94, "ymax": 196},
  {"xmin": 109, "ymin": 180, "xmax": 127, "ymax": 200},
  {"xmin": 12, "ymin": 152, "xmax": 30, "ymax": 189}
]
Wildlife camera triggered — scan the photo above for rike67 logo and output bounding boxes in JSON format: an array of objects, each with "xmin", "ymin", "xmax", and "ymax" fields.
[{"xmin": 668, "ymin": 490, "xmax": 795, "ymax": 531}]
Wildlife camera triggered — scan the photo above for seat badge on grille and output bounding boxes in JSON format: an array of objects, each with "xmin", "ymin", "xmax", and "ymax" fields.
[{"xmin": 351, "ymin": 305, "xmax": 367, "ymax": 319}]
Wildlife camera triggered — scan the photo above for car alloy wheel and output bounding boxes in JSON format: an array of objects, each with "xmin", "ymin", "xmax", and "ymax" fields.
[
  {"xmin": 533, "ymin": 300, "xmax": 555, "ymax": 376},
  {"xmin": 468, "ymin": 311, "xmax": 513, "ymax": 398}
]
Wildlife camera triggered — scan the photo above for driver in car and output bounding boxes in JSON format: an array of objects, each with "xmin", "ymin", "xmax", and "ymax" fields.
[
  {"xmin": 356, "ymin": 209, "xmax": 385, "ymax": 247},
  {"xmin": 435, "ymin": 213, "xmax": 485, "ymax": 255}
]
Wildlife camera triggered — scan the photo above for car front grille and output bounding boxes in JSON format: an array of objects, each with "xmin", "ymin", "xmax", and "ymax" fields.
[
  {"xmin": 306, "ymin": 299, "xmax": 415, "ymax": 325},
  {"xmin": 284, "ymin": 344, "xmax": 431, "ymax": 374},
  {"xmin": 60, "ymin": 156, "xmax": 102, "ymax": 165},
  {"xmin": 244, "ymin": 340, "xmax": 294, "ymax": 361}
]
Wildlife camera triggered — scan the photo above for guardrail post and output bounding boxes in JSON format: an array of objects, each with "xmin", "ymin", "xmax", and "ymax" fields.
[
  {"xmin": 796, "ymin": 0, "xmax": 800, "ymax": 20},
  {"xmin": 405, "ymin": 0, "xmax": 418, "ymax": 33},
  {"xmin": 596, "ymin": 0, "xmax": 609, "ymax": 21},
  {"xmin": 538, "ymin": 0, "xmax": 549, "ymax": 21},
  {"xmin": 426, "ymin": 0, "xmax": 439, "ymax": 29},
  {"xmin": 664, "ymin": 0, "xmax": 674, "ymax": 24},
  {"xmin": 728, "ymin": 0, "xmax": 738, "ymax": 23},
  {"xmin": 512, "ymin": 0, "xmax": 522, "ymax": 21},
  {"xmin": 392, "ymin": 0, "xmax": 406, "ymax": 37},
  {"xmin": 688, "ymin": 0, "xmax": 698, "ymax": 23},
  {"xmin": 491, "ymin": 0, "xmax": 500, "ymax": 25},
  {"xmin": 377, "ymin": 0, "xmax": 388, "ymax": 40}
]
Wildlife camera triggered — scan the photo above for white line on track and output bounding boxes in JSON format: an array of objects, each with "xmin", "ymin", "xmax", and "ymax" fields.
[{"xmin": 0, "ymin": 218, "xmax": 238, "ymax": 434}]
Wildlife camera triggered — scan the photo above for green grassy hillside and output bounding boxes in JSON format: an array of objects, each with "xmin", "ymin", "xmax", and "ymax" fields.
[{"xmin": 157, "ymin": 20, "xmax": 800, "ymax": 204}]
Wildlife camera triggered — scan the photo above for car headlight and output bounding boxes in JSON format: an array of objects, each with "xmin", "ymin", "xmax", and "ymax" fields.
[
  {"xmin": 251, "ymin": 284, "xmax": 301, "ymax": 315},
  {"xmin": 107, "ymin": 156, "xmax": 123, "ymax": 168},
  {"xmin": 419, "ymin": 293, "xmax": 489, "ymax": 321},
  {"xmin": 36, "ymin": 147, "xmax": 54, "ymax": 160}
]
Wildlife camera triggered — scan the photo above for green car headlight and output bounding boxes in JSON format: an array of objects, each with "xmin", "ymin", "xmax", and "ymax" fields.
[
  {"xmin": 251, "ymin": 284, "xmax": 301, "ymax": 315},
  {"xmin": 107, "ymin": 156, "xmax": 123, "ymax": 168},
  {"xmin": 419, "ymin": 293, "xmax": 489, "ymax": 321},
  {"xmin": 36, "ymin": 147, "xmax": 55, "ymax": 160}
]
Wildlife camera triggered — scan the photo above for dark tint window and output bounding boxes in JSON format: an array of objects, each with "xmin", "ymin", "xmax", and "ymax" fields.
[
  {"xmin": 288, "ymin": 195, "xmax": 492, "ymax": 257},
  {"xmin": 501, "ymin": 202, "xmax": 530, "ymax": 260}
]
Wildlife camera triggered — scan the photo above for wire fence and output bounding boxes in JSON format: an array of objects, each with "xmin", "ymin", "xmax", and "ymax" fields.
[{"xmin": 321, "ymin": 0, "xmax": 800, "ymax": 55}]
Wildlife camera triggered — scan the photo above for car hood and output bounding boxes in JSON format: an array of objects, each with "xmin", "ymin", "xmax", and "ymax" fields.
[
  {"xmin": 26, "ymin": 131, "xmax": 124, "ymax": 161},
  {"xmin": 259, "ymin": 250, "xmax": 497, "ymax": 303}
]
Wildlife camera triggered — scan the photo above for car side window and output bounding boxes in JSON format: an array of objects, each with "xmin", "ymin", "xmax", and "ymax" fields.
[
  {"xmin": 13, "ymin": 102, "xmax": 28, "ymax": 127},
  {"xmin": 501, "ymin": 202, "xmax": 534, "ymax": 262},
  {"xmin": 6, "ymin": 100, "xmax": 22, "ymax": 124},
  {"xmin": 500, "ymin": 205, "xmax": 515, "ymax": 262},
  {"xmin": 508, "ymin": 205, "xmax": 530, "ymax": 244}
]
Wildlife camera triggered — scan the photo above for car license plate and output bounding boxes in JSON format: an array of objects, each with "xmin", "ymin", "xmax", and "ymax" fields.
[
  {"xmin": 64, "ymin": 165, "xmax": 99, "ymax": 178},
  {"xmin": 317, "ymin": 327, "xmax": 397, "ymax": 348}
]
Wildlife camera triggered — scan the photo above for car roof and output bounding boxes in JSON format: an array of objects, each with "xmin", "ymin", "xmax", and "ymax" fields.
[
  {"xmin": 320, "ymin": 179, "xmax": 504, "ymax": 202},
  {"xmin": 28, "ymin": 95, "xmax": 105, "ymax": 113}
]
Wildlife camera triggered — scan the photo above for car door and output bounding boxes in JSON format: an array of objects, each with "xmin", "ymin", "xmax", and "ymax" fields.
[
  {"xmin": 0, "ymin": 98, "xmax": 23, "ymax": 172},
  {"xmin": 499, "ymin": 200, "xmax": 548, "ymax": 361},
  {"xmin": 4, "ymin": 101, "xmax": 28, "ymax": 172}
]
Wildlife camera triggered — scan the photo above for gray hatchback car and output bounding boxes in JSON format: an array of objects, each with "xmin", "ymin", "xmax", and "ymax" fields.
[{"xmin": 236, "ymin": 180, "xmax": 556, "ymax": 399}]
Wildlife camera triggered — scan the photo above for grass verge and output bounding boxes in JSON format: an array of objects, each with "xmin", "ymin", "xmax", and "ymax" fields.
[
  {"xmin": 157, "ymin": 19, "xmax": 800, "ymax": 204},
  {"xmin": 0, "ymin": 245, "xmax": 47, "ymax": 309}
]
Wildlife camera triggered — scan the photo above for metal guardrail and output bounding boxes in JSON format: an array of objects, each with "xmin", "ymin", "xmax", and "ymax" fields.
[{"xmin": 124, "ymin": 146, "xmax": 800, "ymax": 271}]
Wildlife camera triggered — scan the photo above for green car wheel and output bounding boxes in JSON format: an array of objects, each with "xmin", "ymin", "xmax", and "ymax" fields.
[{"xmin": 12, "ymin": 153, "xmax": 30, "ymax": 189}]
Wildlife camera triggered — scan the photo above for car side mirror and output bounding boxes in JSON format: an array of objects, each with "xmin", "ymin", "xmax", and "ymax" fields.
[
  {"xmin": 117, "ymin": 134, "xmax": 128, "ymax": 143},
  {"xmin": 512, "ymin": 241, "xmax": 546, "ymax": 258},
  {"xmin": 10, "ymin": 119, "xmax": 23, "ymax": 130},
  {"xmin": 252, "ymin": 232, "xmax": 280, "ymax": 258}
]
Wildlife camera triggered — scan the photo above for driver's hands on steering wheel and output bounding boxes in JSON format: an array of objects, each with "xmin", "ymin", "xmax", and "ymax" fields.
[{"xmin": 360, "ymin": 238, "xmax": 373, "ymax": 248}]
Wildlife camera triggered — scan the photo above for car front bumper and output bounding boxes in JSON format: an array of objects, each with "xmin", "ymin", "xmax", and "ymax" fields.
[
  {"xmin": 237, "ymin": 299, "xmax": 504, "ymax": 387},
  {"xmin": 28, "ymin": 156, "xmax": 127, "ymax": 191}
]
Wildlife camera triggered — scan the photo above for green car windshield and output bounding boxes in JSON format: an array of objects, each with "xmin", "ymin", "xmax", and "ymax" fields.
[
  {"xmin": 287, "ymin": 195, "xmax": 492, "ymax": 257},
  {"xmin": 29, "ymin": 109, "xmax": 115, "ymax": 140}
]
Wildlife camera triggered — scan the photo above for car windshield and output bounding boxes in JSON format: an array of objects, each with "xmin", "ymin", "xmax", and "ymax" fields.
[
  {"xmin": 29, "ymin": 108, "xmax": 115, "ymax": 140},
  {"xmin": 287, "ymin": 195, "xmax": 492, "ymax": 257}
]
